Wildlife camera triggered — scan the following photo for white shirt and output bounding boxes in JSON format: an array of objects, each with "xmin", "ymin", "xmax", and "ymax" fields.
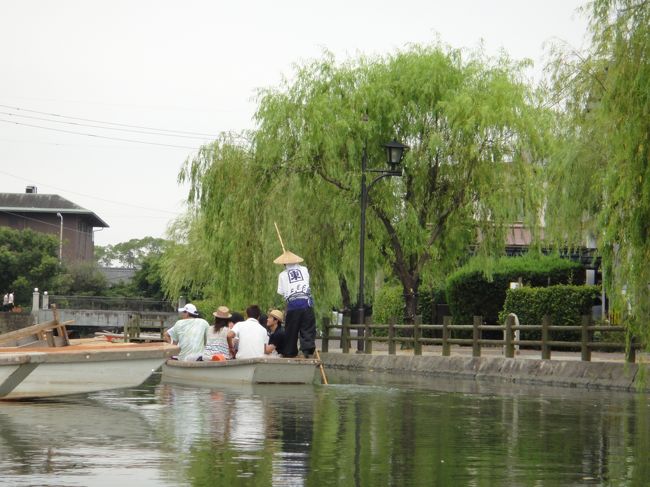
[
  {"xmin": 277, "ymin": 264, "xmax": 312, "ymax": 302},
  {"xmin": 230, "ymin": 318, "xmax": 268, "ymax": 359}
]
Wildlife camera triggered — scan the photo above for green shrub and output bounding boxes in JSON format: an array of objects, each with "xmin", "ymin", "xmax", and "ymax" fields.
[
  {"xmin": 373, "ymin": 284, "xmax": 405, "ymax": 325},
  {"xmin": 499, "ymin": 285, "xmax": 600, "ymax": 342},
  {"xmin": 446, "ymin": 254, "xmax": 584, "ymax": 326}
]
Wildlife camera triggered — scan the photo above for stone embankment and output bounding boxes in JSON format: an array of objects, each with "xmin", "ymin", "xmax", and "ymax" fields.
[{"xmin": 320, "ymin": 352, "xmax": 649, "ymax": 392}]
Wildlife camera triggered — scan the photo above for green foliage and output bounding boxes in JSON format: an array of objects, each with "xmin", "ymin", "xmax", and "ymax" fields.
[
  {"xmin": 500, "ymin": 285, "xmax": 600, "ymax": 341},
  {"xmin": 373, "ymin": 284, "xmax": 405, "ymax": 325},
  {"xmin": 95, "ymin": 237, "xmax": 168, "ymax": 268},
  {"xmin": 161, "ymin": 138, "xmax": 288, "ymax": 313},
  {"xmin": 546, "ymin": 0, "xmax": 650, "ymax": 344},
  {"xmin": 446, "ymin": 254, "xmax": 584, "ymax": 325},
  {"xmin": 0, "ymin": 227, "xmax": 60, "ymax": 305},
  {"xmin": 254, "ymin": 44, "xmax": 551, "ymax": 322},
  {"xmin": 53, "ymin": 262, "xmax": 108, "ymax": 296},
  {"xmin": 130, "ymin": 253, "xmax": 165, "ymax": 300},
  {"xmin": 166, "ymin": 44, "xmax": 551, "ymax": 320}
]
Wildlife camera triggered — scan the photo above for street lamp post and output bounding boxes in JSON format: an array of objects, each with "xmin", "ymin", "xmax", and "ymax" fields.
[
  {"xmin": 357, "ymin": 139, "xmax": 408, "ymax": 351},
  {"xmin": 56, "ymin": 212, "xmax": 63, "ymax": 264}
]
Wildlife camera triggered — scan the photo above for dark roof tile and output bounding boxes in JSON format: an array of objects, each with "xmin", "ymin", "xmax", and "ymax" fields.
[{"xmin": 0, "ymin": 193, "xmax": 109, "ymax": 227}]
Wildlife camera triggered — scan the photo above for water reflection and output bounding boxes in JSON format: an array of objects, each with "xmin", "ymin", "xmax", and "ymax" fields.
[
  {"xmin": 151, "ymin": 382, "xmax": 316, "ymax": 485},
  {"xmin": 0, "ymin": 372, "xmax": 648, "ymax": 486},
  {"xmin": 0, "ymin": 396, "xmax": 165, "ymax": 486}
]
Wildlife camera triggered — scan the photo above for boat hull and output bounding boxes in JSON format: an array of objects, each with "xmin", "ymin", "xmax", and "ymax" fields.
[
  {"xmin": 0, "ymin": 343, "xmax": 179, "ymax": 400},
  {"xmin": 162, "ymin": 357, "xmax": 319, "ymax": 386}
]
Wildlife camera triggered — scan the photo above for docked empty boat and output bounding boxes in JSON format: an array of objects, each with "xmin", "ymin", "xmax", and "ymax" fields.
[
  {"xmin": 0, "ymin": 315, "xmax": 179, "ymax": 400},
  {"xmin": 162, "ymin": 357, "xmax": 320, "ymax": 386}
]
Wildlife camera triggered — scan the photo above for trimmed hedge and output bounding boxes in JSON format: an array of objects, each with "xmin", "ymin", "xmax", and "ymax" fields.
[
  {"xmin": 373, "ymin": 285, "xmax": 446, "ymax": 326},
  {"xmin": 446, "ymin": 254, "xmax": 585, "ymax": 325},
  {"xmin": 373, "ymin": 284, "xmax": 405, "ymax": 326},
  {"xmin": 499, "ymin": 285, "xmax": 600, "ymax": 342}
]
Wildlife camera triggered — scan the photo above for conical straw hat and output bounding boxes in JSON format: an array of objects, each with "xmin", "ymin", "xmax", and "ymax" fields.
[{"xmin": 273, "ymin": 250, "xmax": 304, "ymax": 264}]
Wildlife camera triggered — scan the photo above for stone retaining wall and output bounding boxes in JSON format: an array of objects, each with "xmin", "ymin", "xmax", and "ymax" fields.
[
  {"xmin": 0, "ymin": 312, "xmax": 33, "ymax": 334},
  {"xmin": 320, "ymin": 353, "xmax": 649, "ymax": 392}
]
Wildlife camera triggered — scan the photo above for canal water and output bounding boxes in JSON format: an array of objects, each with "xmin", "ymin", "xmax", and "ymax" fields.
[{"xmin": 0, "ymin": 370, "xmax": 648, "ymax": 486}]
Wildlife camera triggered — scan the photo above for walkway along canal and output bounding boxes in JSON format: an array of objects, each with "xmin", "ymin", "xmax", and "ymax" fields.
[{"xmin": 319, "ymin": 314, "xmax": 649, "ymax": 392}]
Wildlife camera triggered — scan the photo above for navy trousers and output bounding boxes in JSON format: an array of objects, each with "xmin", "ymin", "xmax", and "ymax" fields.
[{"xmin": 282, "ymin": 307, "xmax": 316, "ymax": 357}]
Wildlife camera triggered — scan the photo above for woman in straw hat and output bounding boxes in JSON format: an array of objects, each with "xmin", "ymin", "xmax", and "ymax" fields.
[
  {"xmin": 202, "ymin": 305, "xmax": 233, "ymax": 360},
  {"xmin": 275, "ymin": 249, "xmax": 316, "ymax": 358}
]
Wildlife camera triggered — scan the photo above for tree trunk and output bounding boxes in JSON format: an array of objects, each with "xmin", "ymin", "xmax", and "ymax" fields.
[
  {"xmin": 399, "ymin": 277, "xmax": 420, "ymax": 350},
  {"xmin": 403, "ymin": 285, "xmax": 419, "ymax": 324},
  {"xmin": 338, "ymin": 274, "xmax": 352, "ymax": 310}
]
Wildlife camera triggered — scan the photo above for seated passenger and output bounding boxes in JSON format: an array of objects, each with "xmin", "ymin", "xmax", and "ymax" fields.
[
  {"xmin": 164, "ymin": 303, "xmax": 210, "ymax": 361},
  {"xmin": 265, "ymin": 309, "xmax": 286, "ymax": 356},
  {"xmin": 203, "ymin": 306, "xmax": 232, "ymax": 360},
  {"xmin": 227, "ymin": 305, "xmax": 268, "ymax": 359}
]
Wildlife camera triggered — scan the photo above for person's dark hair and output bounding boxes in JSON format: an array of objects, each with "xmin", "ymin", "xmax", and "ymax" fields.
[
  {"xmin": 229, "ymin": 312, "xmax": 244, "ymax": 325},
  {"xmin": 213, "ymin": 316, "xmax": 229, "ymax": 331},
  {"xmin": 245, "ymin": 304, "xmax": 261, "ymax": 320},
  {"xmin": 259, "ymin": 313, "xmax": 267, "ymax": 326}
]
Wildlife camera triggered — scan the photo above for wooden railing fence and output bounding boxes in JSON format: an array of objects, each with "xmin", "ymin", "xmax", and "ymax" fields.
[{"xmin": 321, "ymin": 314, "xmax": 642, "ymax": 363}]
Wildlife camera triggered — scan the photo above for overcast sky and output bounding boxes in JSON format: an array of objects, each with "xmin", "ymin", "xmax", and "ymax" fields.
[{"xmin": 0, "ymin": 0, "xmax": 589, "ymax": 246}]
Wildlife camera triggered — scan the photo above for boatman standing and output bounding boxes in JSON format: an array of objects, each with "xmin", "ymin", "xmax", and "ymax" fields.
[{"xmin": 275, "ymin": 249, "xmax": 316, "ymax": 358}]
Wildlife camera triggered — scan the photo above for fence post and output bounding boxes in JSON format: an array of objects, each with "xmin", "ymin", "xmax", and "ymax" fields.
[
  {"xmin": 414, "ymin": 315, "xmax": 422, "ymax": 356},
  {"xmin": 581, "ymin": 315, "xmax": 592, "ymax": 362},
  {"xmin": 626, "ymin": 335, "xmax": 636, "ymax": 364},
  {"xmin": 31, "ymin": 288, "xmax": 40, "ymax": 320},
  {"xmin": 159, "ymin": 318, "xmax": 165, "ymax": 340},
  {"xmin": 388, "ymin": 317, "xmax": 396, "ymax": 355},
  {"xmin": 541, "ymin": 315, "xmax": 551, "ymax": 360},
  {"xmin": 128, "ymin": 314, "xmax": 141, "ymax": 342},
  {"xmin": 504, "ymin": 314, "xmax": 514, "ymax": 358},
  {"xmin": 342, "ymin": 315, "xmax": 350, "ymax": 354},
  {"xmin": 321, "ymin": 316, "xmax": 330, "ymax": 353},
  {"xmin": 442, "ymin": 316, "xmax": 451, "ymax": 356},
  {"xmin": 365, "ymin": 316, "xmax": 373, "ymax": 355},
  {"xmin": 472, "ymin": 316, "xmax": 481, "ymax": 357}
]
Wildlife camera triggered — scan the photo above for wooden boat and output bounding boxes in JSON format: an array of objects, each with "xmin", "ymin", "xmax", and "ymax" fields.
[
  {"xmin": 94, "ymin": 331, "xmax": 165, "ymax": 343},
  {"xmin": 0, "ymin": 314, "xmax": 179, "ymax": 400},
  {"xmin": 162, "ymin": 356, "xmax": 321, "ymax": 386}
]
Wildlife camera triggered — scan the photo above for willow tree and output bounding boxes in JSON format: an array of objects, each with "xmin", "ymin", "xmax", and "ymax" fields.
[
  {"xmin": 254, "ymin": 45, "xmax": 550, "ymax": 322},
  {"xmin": 161, "ymin": 134, "xmax": 272, "ymax": 309},
  {"xmin": 161, "ymin": 132, "xmax": 359, "ymax": 315},
  {"xmin": 546, "ymin": 0, "xmax": 650, "ymax": 341}
]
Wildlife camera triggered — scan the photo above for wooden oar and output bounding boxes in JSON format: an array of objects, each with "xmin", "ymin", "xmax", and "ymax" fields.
[{"xmin": 315, "ymin": 349, "xmax": 328, "ymax": 385}]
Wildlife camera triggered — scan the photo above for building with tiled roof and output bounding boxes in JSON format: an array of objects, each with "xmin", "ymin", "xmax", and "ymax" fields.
[{"xmin": 0, "ymin": 186, "xmax": 109, "ymax": 262}]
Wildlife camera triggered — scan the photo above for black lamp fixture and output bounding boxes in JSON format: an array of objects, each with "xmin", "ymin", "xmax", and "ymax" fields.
[
  {"xmin": 356, "ymin": 137, "xmax": 409, "ymax": 352},
  {"xmin": 383, "ymin": 139, "xmax": 409, "ymax": 170}
]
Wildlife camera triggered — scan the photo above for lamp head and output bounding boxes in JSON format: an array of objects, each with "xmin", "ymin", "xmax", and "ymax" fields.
[{"xmin": 383, "ymin": 139, "xmax": 409, "ymax": 170}]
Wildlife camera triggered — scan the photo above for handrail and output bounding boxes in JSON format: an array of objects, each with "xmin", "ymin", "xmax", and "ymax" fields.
[{"xmin": 321, "ymin": 314, "xmax": 643, "ymax": 363}]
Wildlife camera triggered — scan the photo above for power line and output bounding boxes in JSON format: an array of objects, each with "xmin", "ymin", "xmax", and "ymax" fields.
[
  {"xmin": 0, "ymin": 103, "xmax": 218, "ymax": 137},
  {"xmin": 0, "ymin": 118, "xmax": 200, "ymax": 149},
  {"xmin": 0, "ymin": 169, "xmax": 183, "ymax": 216},
  {"xmin": 0, "ymin": 110, "xmax": 213, "ymax": 140},
  {"xmin": 0, "ymin": 210, "xmax": 98, "ymax": 237}
]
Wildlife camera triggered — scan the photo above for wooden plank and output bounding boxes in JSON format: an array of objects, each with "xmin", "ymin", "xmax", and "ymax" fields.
[{"xmin": 0, "ymin": 320, "xmax": 74, "ymax": 346}]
